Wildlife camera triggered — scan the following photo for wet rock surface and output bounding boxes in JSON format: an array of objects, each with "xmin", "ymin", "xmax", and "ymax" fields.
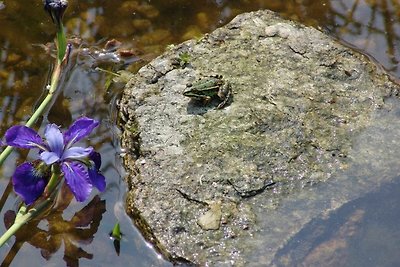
[{"xmin": 119, "ymin": 10, "xmax": 400, "ymax": 266}]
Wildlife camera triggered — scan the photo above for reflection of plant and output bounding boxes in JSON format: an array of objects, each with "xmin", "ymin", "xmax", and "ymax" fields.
[{"xmin": 2, "ymin": 192, "xmax": 106, "ymax": 267}]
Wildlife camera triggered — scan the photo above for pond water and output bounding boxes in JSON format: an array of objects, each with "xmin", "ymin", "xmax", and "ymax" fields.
[
  {"xmin": 273, "ymin": 178, "xmax": 400, "ymax": 267},
  {"xmin": 0, "ymin": 0, "xmax": 400, "ymax": 266}
]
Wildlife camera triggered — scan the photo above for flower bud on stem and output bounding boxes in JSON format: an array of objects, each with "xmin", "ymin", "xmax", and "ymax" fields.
[{"xmin": 43, "ymin": 0, "xmax": 68, "ymax": 62}]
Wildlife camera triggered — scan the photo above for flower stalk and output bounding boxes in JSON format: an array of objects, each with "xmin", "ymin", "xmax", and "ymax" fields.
[
  {"xmin": 0, "ymin": 0, "xmax": 70, "ymax": 167},
  {"xmin": 0, "ymin": 3, "xmax": 71, "ymax": 170},
  {"xmin": 43, "ymin": 164, "xmax": 62, "ymax": 198},
  {"xmin": 0, "ymin": 171, "xmax": 59, "ymax": 247},
  {"xmin": 0, "ymin": 0, "xmax": 106, "ymax": 248},
  {"xmin": 0, "ymin": 0, "xmax": 107, "ymax": 252},
  {"xmin": 44, "ymin": 0, "xmax": 68, "ymax": 63},
  {"xmin": 0, "ymin": 43, "xmax": 71, "ymax": 167},
  {"xmin": 56, "ymin": 23, "xmax": 67, "ymax": 63},
  {"xmin": 0, "ymin": 202, "xmax": 48, "ymax": 247}
]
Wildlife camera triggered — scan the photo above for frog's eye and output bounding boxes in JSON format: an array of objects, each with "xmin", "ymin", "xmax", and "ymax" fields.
[{"xmin": 186, "ymin": 83, "xmax": 193, "ymax": 87}]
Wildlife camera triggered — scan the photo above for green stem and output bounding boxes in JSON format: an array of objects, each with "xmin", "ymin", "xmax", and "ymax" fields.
[
  {"xmin": 95, "ymin": 67, "xmax": 120, "ymax": 77},
  {"xmin": 0, "ymin": 146, "xmax": 13, "ymax": 167},
  {"xmin": 56, "ymin": 24, "xmax": 66, "ymax": 63},
  {"xmin": 0, "ymin": 197, "xmax": 52, "ymax": 247},
  {"xmin": 0, "ymin": 43, "xmax": 65, "ymax": 166},
  {"xmin": 0, "ymin": 80, "xmax": 57, "ymax": 166},
  {"xmin": 0, "ymin": 170, "xmax": 60, "ymax": 247},
  {"xmin": 0, "ymin": 16, "xmax": 69, "ymax": 166},
  {"xmin": 43, "ymin": 165, "xmax": 61, "ymax": 197},
  {"xmin": 0, "ymin": 8, "xmax": 69, "ymax": 249}
]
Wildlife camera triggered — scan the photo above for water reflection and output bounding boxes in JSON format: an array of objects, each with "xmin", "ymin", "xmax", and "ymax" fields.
[
  {"xmin": 324, "ymin": 0, "xmax": 400, "ymax": 77},
  {"xmin": 3, "ymin": 193, "xmax": 105, "ymax": 267},
  {"xmin": 0, "ymin": 0, "xmax": 400, "ymax": 266}
]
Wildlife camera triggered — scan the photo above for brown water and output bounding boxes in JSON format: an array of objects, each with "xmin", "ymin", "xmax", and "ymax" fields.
[{"xmin": 0, "ymin": 0, "xmax": 400, "ymax": 266}]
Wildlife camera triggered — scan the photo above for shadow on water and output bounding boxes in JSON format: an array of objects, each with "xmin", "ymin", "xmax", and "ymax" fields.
[
  {"xmin": 273, "ymin": 179, "xmax": 400, "ymax": 267},
  {"xmin": 247, "ymin": 97, "xmax": 400, "ymax": 266},
  {"xmin": 1, "ymin": 0, "xmax": 400, "ymax": 266}
]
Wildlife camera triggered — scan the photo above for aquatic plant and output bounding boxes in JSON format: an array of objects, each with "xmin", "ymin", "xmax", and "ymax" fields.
[
  {"xmin": 5, "ymin": 117, "xmax": 105, "ymax": 204},
  {"xmin": 110, "ymin": 221, "xmax": 123, "ymax": 255},
  {"xmin": 0, "ymin": 0, "xmax": 107, "ymax": 247},
  {"xmin": 0, "ymin": 0, "xmax": 70, "ymax": 167}
]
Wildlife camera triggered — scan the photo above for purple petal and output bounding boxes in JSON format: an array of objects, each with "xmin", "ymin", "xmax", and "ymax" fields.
[
  {"xmin": 44, "ymin": 124, "xmax": 64, "ymax": 157},
  {"xmin": 40, "ymin": 151, "xmax": 60, "ymax": 165},
  {"xmin": 61, "ymin": 161, "xmax": 92, "ymax": 202},
  {"xmin": 88, "ymin": 168, "xmax": 106, "ymax": 192},
  {"xmin": 88, "ymin": 151, "xmax": 105, "ymax": 191},
  {"xmin": 62, "ymin": 146, "xmax": 93, "ymax": 160},
  {"xmin": 5, "ymin": 126, "xmax": 44, "ymax": 149},
  {"xmin": 63, "ymin": 117, "xmax": 99, "ymax": 145},
  {"xmin": 89, "ymin": 151, "xmax": 101, "ymax": 170},
  {"xmin": 12, "ymin": 162, "xmax": 48, "ymax": 205}
]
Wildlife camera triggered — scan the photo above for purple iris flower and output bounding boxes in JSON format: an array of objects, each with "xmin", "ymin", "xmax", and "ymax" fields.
[{"xmin": 4, "ymin": 117, "xmax": 106, "ymax": 205}]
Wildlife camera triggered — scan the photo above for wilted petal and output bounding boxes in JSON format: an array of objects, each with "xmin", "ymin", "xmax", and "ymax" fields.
[
  {"xmin": 88, "ymin": 168, "xmax": 106, "ymax": 192},
  {"xmin": 62, "ymin": 146, "xmax": 93, "ymax": 160},
  {"xmin": 61, "ymin": 161, "xmax": 92, "ymax": 202},
  {"xmin": 5, "ymin": 126, "xmax": 44, "ymax": 149},
  {"xmin": 63, "ymin": 117, "xmax": 99, "ymax": 145},
  {"xmin": 40, "ymin": 151, "xmax": 60, "ymax": 165},
  {"xmin": 44, "ymin": 124, "xmax": 64, "ymax": 157},
  {"xmin": 12, "ymin": 162, "xmax": 48, "ymax": 205}
]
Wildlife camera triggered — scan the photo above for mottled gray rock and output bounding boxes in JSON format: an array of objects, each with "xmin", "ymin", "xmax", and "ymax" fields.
[{"xmin": 119, "ymin": 10, "xmax": 400, "ymax": 266}]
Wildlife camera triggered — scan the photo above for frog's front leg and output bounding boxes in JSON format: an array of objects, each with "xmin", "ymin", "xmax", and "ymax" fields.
[
  {"xmin": 202, "ymin": 95, "xmax": 213, "ymax": 105},
  {"xmin": 216, "ymin": 83, "xmax": 232, "ymax": 109}
]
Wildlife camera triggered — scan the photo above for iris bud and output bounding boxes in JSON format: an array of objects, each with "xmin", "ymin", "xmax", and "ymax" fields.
[{"xmin": 43, "ymin": 0, "xmax": 68, "ymax": 30}]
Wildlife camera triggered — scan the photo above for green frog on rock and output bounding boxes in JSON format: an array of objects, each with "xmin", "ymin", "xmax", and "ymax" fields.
[{"xmin": 183, "ymin": 75, "xmax": 232, "ymax": 109}]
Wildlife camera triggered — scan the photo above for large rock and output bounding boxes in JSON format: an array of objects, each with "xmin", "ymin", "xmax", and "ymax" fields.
[{"xmin": 119, "ymin": 10, "xmax": 400, "ymax": 266}]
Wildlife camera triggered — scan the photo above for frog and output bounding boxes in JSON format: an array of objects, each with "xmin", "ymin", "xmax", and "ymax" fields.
[{"xmin": 183, "ymin": 75, "xmax": 232, "ymax": 109}]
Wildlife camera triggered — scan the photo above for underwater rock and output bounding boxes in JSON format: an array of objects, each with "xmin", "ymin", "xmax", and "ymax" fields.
[{"xmin": 119, "ymin": 9, "xmax": 400, "ymax": 266}]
